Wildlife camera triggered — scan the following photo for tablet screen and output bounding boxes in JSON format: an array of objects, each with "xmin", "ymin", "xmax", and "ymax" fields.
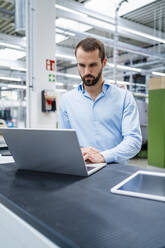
[
  {"xmin": 119, "ymin": 174, "xmax": 165, "ymax": 197},
  {"xmin": 111, "ymin": 170, "xmax": 165, "ymax": 202}
]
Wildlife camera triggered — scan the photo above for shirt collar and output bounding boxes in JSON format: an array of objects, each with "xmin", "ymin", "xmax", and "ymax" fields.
[
  {"xmin": 78, "ymin": 83, "xmax": 85, "ymax": 93},
  {"xmin": 78, "ymin": 81, "xmax": 111, "ymax": 94}
]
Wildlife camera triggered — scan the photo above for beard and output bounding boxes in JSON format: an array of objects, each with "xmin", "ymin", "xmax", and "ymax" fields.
[{"xmin": 80, "ymin": 69, "xmax": 102, "ymax": 87}]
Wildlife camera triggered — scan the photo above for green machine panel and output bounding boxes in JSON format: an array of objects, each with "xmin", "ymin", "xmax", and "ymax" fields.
[{"xmin": 148, "ymin": 89, "xmax": 165, "ymax": 168}]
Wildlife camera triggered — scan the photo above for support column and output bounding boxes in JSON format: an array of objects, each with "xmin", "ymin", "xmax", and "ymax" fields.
[{"xmin": 26, "ymin": 0, "xmax": 57, "ymax": 128}]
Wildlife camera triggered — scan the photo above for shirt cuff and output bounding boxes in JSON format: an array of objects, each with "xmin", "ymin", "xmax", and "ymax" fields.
[
  {"xmin": 100, "ymin": 150, "xmax": 116, "ymax": 163},
  {"xmin": 101, "ymin": 150, "xmax": 128, "ymax": 165}
]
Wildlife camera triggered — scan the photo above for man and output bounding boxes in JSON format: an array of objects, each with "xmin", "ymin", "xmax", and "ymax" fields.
[{"xmin": 59, "ymin": 37, "xmax": 142, "ymax": 164}]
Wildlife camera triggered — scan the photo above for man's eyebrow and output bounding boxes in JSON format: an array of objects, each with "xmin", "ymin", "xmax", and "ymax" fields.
[
  {"xmin": 89, "ymin": 62, "xmax": 98, "ymax": 66},
  {"xmin": 78, "ymin": 62, "xmax": 98, "ymax": 66},
  {"xmin": 78, "ymin": 63, "xmax": 85, "ymax": 66}
]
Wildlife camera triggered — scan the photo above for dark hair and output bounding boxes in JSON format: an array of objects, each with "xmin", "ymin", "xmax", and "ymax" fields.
[{"xmin": 75, "ymin": 37, "xmax": 105, "ymax": 62}]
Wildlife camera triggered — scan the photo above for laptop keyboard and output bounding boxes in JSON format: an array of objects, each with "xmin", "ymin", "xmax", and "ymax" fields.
[{"xmin": 86, "ymin": 166, "xmax": 95, "ymax": 171}]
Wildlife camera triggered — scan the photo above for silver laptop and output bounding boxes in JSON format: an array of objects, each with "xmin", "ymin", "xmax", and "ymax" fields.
[
  {"xmin": 1, "ymin": 128, "xmax": 106, "ymax": 176},
  {"xmin": 0, "ymin": 134, "xmax": 7, "ymax": 148}
]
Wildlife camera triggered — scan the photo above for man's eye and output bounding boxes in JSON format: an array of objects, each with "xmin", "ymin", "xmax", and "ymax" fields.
[
  {"xmin": 79, "ymin": 64, "xmax": 85, "ymax": 68},
  {"xmin": 90, "ymin": 63, "xmax": 97, "ymax": 67}
]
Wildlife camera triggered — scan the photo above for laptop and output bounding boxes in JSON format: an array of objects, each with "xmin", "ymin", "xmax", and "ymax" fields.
[
  {"xmin": 0, "ymin": 128, "xmax": 106, "ymax": 176},
  {"xmin": 0, "ymin": 134, "xmax": 8, "ymax": 149},
  {"xmin": 111, "ymin": 170, "xmax": 165, "ymax": 202}
]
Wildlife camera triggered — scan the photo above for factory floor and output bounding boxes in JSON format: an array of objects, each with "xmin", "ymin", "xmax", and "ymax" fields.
[{"xmin": 128, "ymin": 158, "xmax": 165, "ymax": 172}]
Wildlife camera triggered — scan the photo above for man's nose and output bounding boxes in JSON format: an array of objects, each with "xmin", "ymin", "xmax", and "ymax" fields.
[{"xmin": 84, "ymin": 66, "xmax": 91, "ymax": 75}]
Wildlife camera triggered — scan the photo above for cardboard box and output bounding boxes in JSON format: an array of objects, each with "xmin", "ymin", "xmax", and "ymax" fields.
[{"xmin": 149, "ymin": 77, "xmax": 165, "ymax": 90}]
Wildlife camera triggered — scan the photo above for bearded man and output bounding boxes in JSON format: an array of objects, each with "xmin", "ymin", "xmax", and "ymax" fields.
[{"xmin": 59, "ymin": 37, "xmax": 142, "ymax": 165}]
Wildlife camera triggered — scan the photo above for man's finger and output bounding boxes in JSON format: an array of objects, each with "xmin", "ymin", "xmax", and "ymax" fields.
[{"xmin": 83, "ymin": 153, "xmax": 89, "ymax": 160}]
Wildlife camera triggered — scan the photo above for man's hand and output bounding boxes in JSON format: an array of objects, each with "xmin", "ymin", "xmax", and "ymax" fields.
[{"xmin": 81, "ymin": 146, "xmax": 105, "ymax": 163}]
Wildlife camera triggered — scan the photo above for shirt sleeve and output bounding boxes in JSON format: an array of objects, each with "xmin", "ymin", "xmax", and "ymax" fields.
[
  {"xmin": 101, "ymin": 90, "xmax": 142, "ymax": 164},
  {"xmin": 58, "ymin": 95, "xmax": 72, "ymax": 129}
]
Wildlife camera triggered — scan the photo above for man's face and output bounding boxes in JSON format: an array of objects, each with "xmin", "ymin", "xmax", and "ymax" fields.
[{"xmin": 76, "ymin": 47, "xmax": 106, "ymax": 87}]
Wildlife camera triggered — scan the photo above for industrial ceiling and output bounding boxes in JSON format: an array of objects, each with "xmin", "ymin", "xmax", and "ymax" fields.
[{"xmin": 0, "ymin": 0, "xmax": 164, "ymax": 94}]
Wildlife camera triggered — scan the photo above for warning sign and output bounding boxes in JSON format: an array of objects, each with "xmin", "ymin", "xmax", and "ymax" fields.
[{"xmin": 46, "ymin": 59, "xmax": 55, "ymax": 71}]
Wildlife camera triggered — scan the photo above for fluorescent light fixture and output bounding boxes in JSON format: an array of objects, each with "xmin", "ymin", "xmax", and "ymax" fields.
[
  {"xmin": 56, "ymin": 53, "xmax": 76, "ymax": 61},
  {"xmin": 10, "ymin": 66, "xmax": 27, "ymax": 72},
  {"xmin": 0, "ymin": 76, "xmax": 22, "ymax": 82},
  {"xmin": 117, "ymin": 64, "xmax": 142, "ymax": 72},
  {"xmin": 0, "ymin": 64, "xmax": 27, "ymax": 72},
  {"xmin": 0, "ymin": 48, "xmax": 25, "ymax": 61},
  {"xmin": 120, "ymin": 26, "xmax": 165, "ymax": 44},
  {"xmin": 8, "ymin": 84, "xmax": 27, "ymax": 89},
  {"xmin": 56, "ymin": 89, "xmax": 67, "ymax": 93},
  {"xmin": 56, "ymin": 4, "xmax": 87, "ymax": 17},
  {"xmin": 56, "ymin": 82, "xmax": 64, "ymax": 86},
  {"xmin": 56, "ymin": 18, "xmax": 92, "ymax": 32},
  {"xmin": 0, "ymin": 42, "xmax": 23, "ymax": 50},
  {"xmin": 152, "ymin": 72, "xmax": 165, "ymax": 77},
  {"xmin": 107, "ymin": 63, "xmax": 142, "ymax": 72},
  {"xmin": 57, "ymin": 72, "xmax": 80, "ymax": 79}
]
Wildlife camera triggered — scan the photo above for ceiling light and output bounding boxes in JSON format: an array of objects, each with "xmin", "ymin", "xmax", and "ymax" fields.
[
  {"xmin": 56, "ymin": 54, "xmax": 76, "ymax": 61},
  {"xmin": 0, "ymin": 48, "xmax": 25, "ymax": 60},
  {"xmin": 120, "ymin": 26, "xmax": 165, "ymax": 44},
  {"xmin": 152, "ymin": 72, "xmax": 165, "ymax": 77},
  {"xmin": 56, "ymin": 4, "xmax": 87, "ymax": 17},
  {"xmin": 57, "ymin": 72, "xmax": 80, "ymax": 79},
  {"xmin": 56, "ymin": 18, "xmax": 92, "ymax": 32},
  {"xmin": 8, "ymin": 84, "xmax": 27, "ymax": 89},
  {"xmin": 107, "ymin": 63, "xmax": 142, "ymax": 72},
  {"xmin": 55, "ymin": 82, "xmax": 64, "ymax": 86},
  {"xmin": 10, "ymin": 67, "xmax": 27, "ymax": 72},
  {"xmin": 0, "ymin": 76, "xmax": 22, "ymax": 82},
  {"xmin": 117, "ymin": 64, "xmax": 142, "ymax": 72},
  {"xmin": 0, "ymin": 42, "xmax": 23, "ymax": 50},
  {"xmin": 55, "ymin": 89, "xmax": 67, "ymax": 93}
]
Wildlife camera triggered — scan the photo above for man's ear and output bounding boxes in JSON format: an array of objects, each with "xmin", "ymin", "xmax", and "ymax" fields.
[{"xmin": 103, "ymin": 58, "xmax": 107, "ymax": 68}]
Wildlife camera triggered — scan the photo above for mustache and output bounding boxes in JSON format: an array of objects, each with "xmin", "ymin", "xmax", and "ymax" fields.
[{"xmin": 83, "ymin": 74, "xmax": 95, "ymax": 79}]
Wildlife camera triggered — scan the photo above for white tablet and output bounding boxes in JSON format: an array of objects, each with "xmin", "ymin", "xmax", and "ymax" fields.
[{"xmin": 111, "ymin": 170, "xmax": 165, "ymax": 202}]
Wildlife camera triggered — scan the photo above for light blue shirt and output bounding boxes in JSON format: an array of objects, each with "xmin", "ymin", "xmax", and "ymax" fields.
[{"xmin": 59, "ymin": 82, "xmax": 142, "ymax": 164}]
